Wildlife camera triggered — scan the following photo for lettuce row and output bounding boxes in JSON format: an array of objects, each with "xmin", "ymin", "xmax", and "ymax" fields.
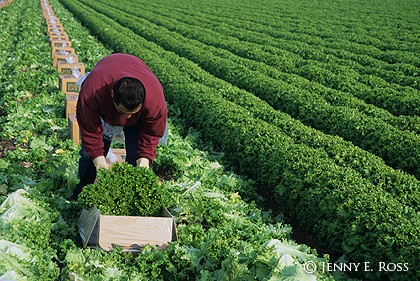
[
  {"xmin": 57, "ymin": 0, "xmax": 420, "ymax": 210},
  {"xmin": 60, "ymin": 121, "xmax": 335, "ymax": 280},
  {"xmin": 1, "ymin": 1, "xmax": 335, "ymax": 279},
  {"xmin": 54, "ymin": 1, "xmax": 419, "ymax": 279},
  {"xmin": 0, "ymin": 0, "xmax": 81, "ymax": 279},
  {"xmin": 140, "ymin": 0, "xmax": 420, "ymax": 72},
  {"xmin": 0, "ymin": 190, "xmax": 59, "ymax": 280},
  {"xmin": 107, "ymin": 0, "xmax": 419, "ymax": 118},
  {"xmin": 96, "ymin": 19, "xmax": 419, "ymax": 211},
  {"xmin": 73, "ymin": 0, "xmax": 419, "ymax": 179}
]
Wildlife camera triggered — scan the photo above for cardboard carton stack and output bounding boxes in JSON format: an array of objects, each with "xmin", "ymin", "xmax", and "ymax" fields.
[
  {"xmin": 40, "ymin": 0, "xmax": 176, "ymax": 252},
  {"xmin": 41, "ymin": 0, "xmax": 127, "ymax": 159},
  {"xmin": 41, "ymin": 0, "xmax": 84, "ymax": 145}
]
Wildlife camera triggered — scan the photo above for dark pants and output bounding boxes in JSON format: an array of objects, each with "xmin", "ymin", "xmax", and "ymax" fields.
[{"xmin": 71, "ymin": 123, "xmax": 139, "ymax": 199}]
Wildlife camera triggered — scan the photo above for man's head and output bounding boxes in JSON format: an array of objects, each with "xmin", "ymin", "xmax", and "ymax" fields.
[{"xmin": 112, "ymin": 77, "xmax": 145, "ymax": 117}]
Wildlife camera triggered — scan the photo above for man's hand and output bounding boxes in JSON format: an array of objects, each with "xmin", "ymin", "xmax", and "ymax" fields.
[
  {"xmin": 92, "ymin": 156, "xmax": 109, "ymax": 170},
  {"xmin": 136, "ymin": 157, "xmax": 150, "ymax": 169}
]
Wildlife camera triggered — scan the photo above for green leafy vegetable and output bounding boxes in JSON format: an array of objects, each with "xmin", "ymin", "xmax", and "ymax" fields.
[{"xmin": 79, "ymin": 163, "xmax": 166, "ymax": 216}]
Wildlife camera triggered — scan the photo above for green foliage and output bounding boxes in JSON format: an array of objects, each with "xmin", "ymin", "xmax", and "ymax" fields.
[
  {"xmin": 77, "ymin": 0, "xmax": 420, "ymax": 178},
  {"xmin": 0, "ymin": 240, "xmax": 60, "ymax": 281},
  {"xmin": 2, "ymin": 0, "xmax": 419, "ymax": 280},
  {"xmin": 57, "ymin": 0, "xmax": 419, "ymax": 279},
  {"xmin": 78, "ymin": 163, "xmax": 166, "ymax": 216},
  {"xmin": 61, "ymin": 241, "xmax": 142, "ymax": 280},
  {"xmin": 0, "ymin": 189, "xmax": 60, "ymax": 280}
]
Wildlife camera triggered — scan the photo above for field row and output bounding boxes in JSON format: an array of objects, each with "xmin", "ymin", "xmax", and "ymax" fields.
[
  {"xmin": 135, "ymin": 0, "xmax": 420, "ymax": 81},
  {"xmin": 113, "ymin": 0, "xmax": 420, "ymax": 116},
  {"xmin": 55, "ymin": 0, "xmax": 419, "ymax": 280},
  {"xmin": 0, "ymin": 0, "xmax": 335, "ymax": 280},
  {"xmin": 62, "ymin": 0, "xmax": 420, "ymax": 179}
]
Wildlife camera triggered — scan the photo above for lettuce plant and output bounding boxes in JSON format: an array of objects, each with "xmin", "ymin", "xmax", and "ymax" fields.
[{"xmin": 78, "ymin": 163, "xmax": 166, "ymax": 216}]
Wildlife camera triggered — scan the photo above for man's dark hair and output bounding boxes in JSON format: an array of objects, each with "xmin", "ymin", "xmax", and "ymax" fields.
[{"xmin": 113, "ymin": 77, "xmax": 145, "ymax": 110}]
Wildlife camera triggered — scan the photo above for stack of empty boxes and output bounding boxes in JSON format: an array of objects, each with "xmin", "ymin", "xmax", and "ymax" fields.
[
  {"xmin": 41, "ymin": 0, "xmax": 84, "ymax": 145},
  {"xmin": 40, "ymin": 0, "xmax": 126, "ymax": 166},
  {"xmin": 39, "ymin": 2, "xmax": 177, "ymax": 252}
]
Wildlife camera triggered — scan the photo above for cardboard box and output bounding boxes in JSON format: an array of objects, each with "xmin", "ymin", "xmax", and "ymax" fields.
[
  {"xmin": 68, "ymin": 113, "xmax": 80, "ymax": 145},
  {"xmin": 43, "ymin": 12, "xmax": 56, "ymax": 19},
  {"xmin": 48, "ymin": 29, "xmax": 67, "ymax": 38},
  {"xmin": 65, "ymin": 93, "xmax": 78, "ymax": 118},
  {"xmin": 57, "ymin": 61, "xmax": 85, "ymax": 76},
  {"xmin": 52, "ymin": 46, "xmax": 75, "ymax": 58},
  {"xmin": 106, "ymin": 148, "xmax": 126, "ymax": 166},
  {"xmin": 47, "ymin": 23, "xmax": 63, "ymax": 32},
  {"xmin": 45, "ymin": 16, "xmax": 60, "ymax": 23},
  {"xmin": 46, "ymin": 18, "xmax": 60, "ymax": 26},
  {"xmin": 59, "ymin": 74, "xmax": 80, "ymax": 93},
  {"xmin": 47, "ymin": 26, "xmax": 63, "ymax": 33},
  {"xmin": 50, "ymin": 39, "xmax": 72, "ymax": 48},
  {"xmin": 78, "ymin": 206, "xmax": 178, "ymax": 252},
  {"xmin": 49, "ymin": 35, "xmax": 69, "ymax": 43},
  {"xmin": 53, "ymin": 53, "xmax": 78, "ymax": 67}
]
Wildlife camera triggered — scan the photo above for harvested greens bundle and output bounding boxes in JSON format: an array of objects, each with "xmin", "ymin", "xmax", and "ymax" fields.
[{"xmin": 78, "ymin": 163, "xmax": 165, "ymax": 216}]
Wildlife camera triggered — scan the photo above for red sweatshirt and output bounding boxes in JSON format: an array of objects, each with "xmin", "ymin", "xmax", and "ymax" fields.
[{"xmin": 76, "ymin": 53, "xmax": 167, "ymax": 161}]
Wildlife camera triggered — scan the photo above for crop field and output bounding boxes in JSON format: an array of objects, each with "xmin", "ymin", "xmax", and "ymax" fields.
[{"xmin": 0, "ymin": 0, "xmax": 419, "ymax": 280}]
